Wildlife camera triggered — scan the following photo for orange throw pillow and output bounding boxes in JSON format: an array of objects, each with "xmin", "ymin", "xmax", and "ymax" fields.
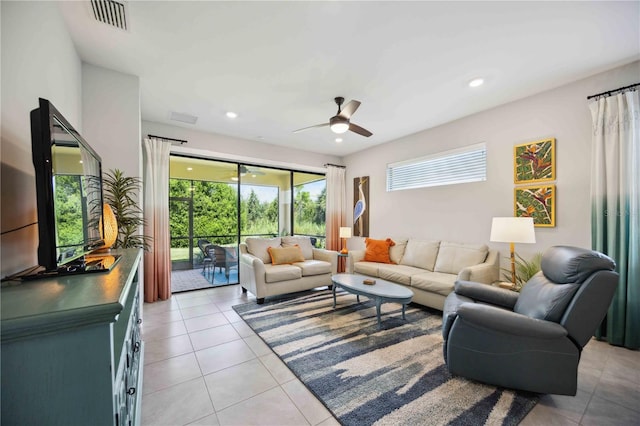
[
  {"xmin": 267, "ymin": 245, "xmax": 305, "ymax": 265},
  {"xmin": 364, "ymin": 238, "xmax": 396, "ymax": 264}
]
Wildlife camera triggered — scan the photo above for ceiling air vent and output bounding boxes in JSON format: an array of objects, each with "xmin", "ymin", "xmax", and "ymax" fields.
[
  {"xmin": 91, "ymin": 0, "xmax": 128, "ymax": 31},
  {"xmin": 169, "ymin": 112, "xmax": 198, "ymax": 125}
]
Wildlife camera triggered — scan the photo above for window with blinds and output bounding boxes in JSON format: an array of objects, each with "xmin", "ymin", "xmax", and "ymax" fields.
[{"xmin": 386, "ymin": 143, "xmax": 487, "ymax": 191}]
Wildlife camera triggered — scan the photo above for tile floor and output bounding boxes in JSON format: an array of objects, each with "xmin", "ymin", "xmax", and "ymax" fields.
[{"xmin": 141, "ymin": 285, "xmax": 640, "ymax": 426}]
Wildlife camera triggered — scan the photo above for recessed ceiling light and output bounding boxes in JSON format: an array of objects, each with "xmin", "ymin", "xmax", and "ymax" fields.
[
  {"xmin": 226, "ymin": 111, "xmax": 238, "ymax": 119},
  {"xmin": 335, "ymin": 138, "xmax": 343, "ymax": 143},
  {"xmin": 469, "ymin": 78, "xmax": 484, "ymax": 88},
  {"xmin": 231, "ymin": 176, "xmax": 239, "ymax": 182},
  {"xmin": 186, "ymin": 167, "xmax": 193, "ymax": 171}
]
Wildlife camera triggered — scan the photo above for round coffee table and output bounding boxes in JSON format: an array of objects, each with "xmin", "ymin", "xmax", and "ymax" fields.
[{"xmin": 331, "ymin": 273, "xmax": 414, "ymax": 328}]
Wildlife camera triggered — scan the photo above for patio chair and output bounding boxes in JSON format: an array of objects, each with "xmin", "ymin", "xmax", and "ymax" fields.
[
  {"xmin": 212, "ymin": 244, "xmax": 239, "ymax": 282},
  {"xmin": 197, "ymin": 239, "xmax": 213, "ymax": 277}
]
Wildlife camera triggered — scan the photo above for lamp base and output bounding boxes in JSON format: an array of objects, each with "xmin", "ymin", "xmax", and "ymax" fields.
[{"xmin": 340, "ymin": 248, "xmax": 348, "ymax": 254}]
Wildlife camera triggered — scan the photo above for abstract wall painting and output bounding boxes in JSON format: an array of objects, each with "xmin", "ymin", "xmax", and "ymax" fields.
[
  {"xmin": 353, "ymin": 176, "xmax": 369, "ymax": 237},
  {"xmin": 515, "ymin": 185, "xmax": 555, "ymax": 227},
  {"xmin": 514, "ymin": 138, "xmax": 555, "ymax": 184}
]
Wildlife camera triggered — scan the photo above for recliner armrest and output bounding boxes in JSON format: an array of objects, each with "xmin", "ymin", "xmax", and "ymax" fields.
[
  {"xmin": 457, "ymin": 303, "xmax": 568, "ymax": 339},
  {"xmin": 455, "ymin": 280, "xmax": 519, "ymax": 309}
]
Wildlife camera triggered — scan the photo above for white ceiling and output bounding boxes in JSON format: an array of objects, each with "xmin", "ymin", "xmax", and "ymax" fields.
[{"xmin": 58, "ymin": 1, "xmax": 640, "ymax": 157}]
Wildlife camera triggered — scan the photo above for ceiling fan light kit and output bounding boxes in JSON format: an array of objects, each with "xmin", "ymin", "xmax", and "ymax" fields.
[
  {"xmin": 294, "ymin": 96, "xmax": 373, "ymax": 138},
  {"xmin": 330, "ymin": 116, "xmax": 349, "ymax": 134}
]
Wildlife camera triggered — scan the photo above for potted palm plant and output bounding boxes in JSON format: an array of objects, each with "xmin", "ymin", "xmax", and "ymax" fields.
[
  {"xmin": 502, "ymin": 252, "xmax": 543, "ymax": 291},
  {"xmin": 103, "ymin": 169, "xmax": 151, "ymax": 251}
]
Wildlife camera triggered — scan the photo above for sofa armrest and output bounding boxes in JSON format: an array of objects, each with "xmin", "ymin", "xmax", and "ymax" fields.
[
  {"xmin": 347, "ymin": 250, "xmax": 365, "ymax": 273},
  {"xmin": 454, "ymin": 280, "xmax": 519, "ymax": 309},
  {"xmin": 312, "ymin": 248, "xmax": 339, "ymax": 274},
  {"xmin": 239, "ymin": 252, "xmax": 267, "ymax": 298},
  {"xmin": 456, "ymin": 303, "xmax": 568, "ymax": 339},
  {"xmin": 457, "ymin": 249, "xmax": 499, "ymax": 284}
]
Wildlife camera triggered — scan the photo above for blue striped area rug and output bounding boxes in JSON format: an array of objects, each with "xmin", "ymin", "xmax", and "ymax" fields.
[{"xmin": 233, "ymin": 290, "xmax": 538, "ymax": 426}]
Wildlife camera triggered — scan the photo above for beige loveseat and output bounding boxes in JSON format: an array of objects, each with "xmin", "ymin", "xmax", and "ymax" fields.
[
  {"xmin": 347, "ymin": 239, "xmax": 499, "ymax": 310},
  {"xmin": 239, "ymin": 236, "xmax": 338, "ymax": 304}
]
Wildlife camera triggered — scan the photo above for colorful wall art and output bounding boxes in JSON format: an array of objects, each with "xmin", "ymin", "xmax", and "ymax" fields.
[
  {"xmin": 514, "ymin": 138, "xmax": 555, "ymax": 184},
  {"xmin": 515, "ymin": 185, "xmax": 555, "ymax": 227},
  {"xmin": 353, "ymin": 176, "xmax": 369, "ymax": 237}
]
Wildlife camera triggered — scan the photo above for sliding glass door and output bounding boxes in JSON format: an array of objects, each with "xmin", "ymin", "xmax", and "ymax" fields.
[{"xmin": 169, "ymin": 155, "xmax": 326, "ymax": 289}]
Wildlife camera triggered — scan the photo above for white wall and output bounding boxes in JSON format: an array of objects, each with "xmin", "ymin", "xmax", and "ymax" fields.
[
  {"xmin": 142, "ymin": 121, "xmax": 341, "ymax": 173},
  {"xmin": 82, "ymin": 64, "xmax": 141, "ymax": 178},
  {"xmin": 1, "ymin": 1, "xmax": 82, "ymax": 277},
  {"xmin": 344, "ymin": 61, "xmax": 640, "ymax": 263}
]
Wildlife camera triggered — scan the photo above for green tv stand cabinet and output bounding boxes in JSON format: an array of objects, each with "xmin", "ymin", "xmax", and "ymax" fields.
[{"xmin": 1, "ymin": 249, "xmax": 144, "ymax": 426}]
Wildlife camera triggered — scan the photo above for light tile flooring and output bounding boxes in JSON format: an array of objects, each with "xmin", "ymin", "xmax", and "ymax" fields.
[{"xmin": 142, "ymin": 285, "xmax": 640, "ymax": 426}]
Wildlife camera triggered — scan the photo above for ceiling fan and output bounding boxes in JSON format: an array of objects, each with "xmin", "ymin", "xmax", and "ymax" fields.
[
  {"xmin": 239, "ymin": 165, "xmax": 265, "ymax": 176},
  {"xmin": 293, "ymin": 97, "xmax": 373, "ymax": 137}
]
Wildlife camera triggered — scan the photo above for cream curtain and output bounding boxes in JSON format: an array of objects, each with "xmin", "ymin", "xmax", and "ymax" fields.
[
  {"xmin": 142, "ymin": 138, "xmax": 171, "ymax": 302},
  {"xmin": 325, "ymin": 165, "xmax": 347, "ymax": 252},
  {"xmin": 589, "ymin": 88, "xmax": 640, "ymax": 349}
]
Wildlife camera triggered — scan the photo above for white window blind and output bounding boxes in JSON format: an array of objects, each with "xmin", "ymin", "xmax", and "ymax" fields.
[{"xmin": 386, "ymin": 143, "xmax": 487, "ymax": 191}]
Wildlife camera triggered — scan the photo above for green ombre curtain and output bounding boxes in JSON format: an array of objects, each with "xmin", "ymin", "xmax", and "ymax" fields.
[{"xmin": 589, "ymin": 88, "xmax": 640, "ymax": 349}]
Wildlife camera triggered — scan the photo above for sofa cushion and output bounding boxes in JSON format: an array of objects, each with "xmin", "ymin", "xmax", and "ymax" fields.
[
  {"xmin": 268, "ymin": 246, "xmax": 305, "ymax": 265},
  {"xmin": 354, "ymin": 261, "xmax": 381, "ymax": 277},
  {"xmin": 378, "ymin": 264, "xmax": 426, "ymax": 286},
  {"xmin": 264, "ymin": 264, "xmax": 302, "ymax": 283},
  {"xmin": 281, "ymin": 236, "xmax": 314, "ymax": 260},
  {"xmin": 294, "ymin": 260, "xmax": 331, "ymax": 276},
  {"xmin": 411, "ymin": 272, "xmax": 458, "ymax": 297},
  {"xmin": 246, "ymin": 237, "xmax": 281, "ymax": 264},
  {"xmin": 434, "ymin": 241, "xmax": 488, "ymax": 275},
  {"xmin": 364, "ymin": 238, "xmax": 395, "ymax": 263},
  {"xmin": 389, "ymin": 238, "xmax": 408, "ymax": 264},
  {"xmin": 400, "ymin": 240, "xmax": 440, "ymax": 271}
]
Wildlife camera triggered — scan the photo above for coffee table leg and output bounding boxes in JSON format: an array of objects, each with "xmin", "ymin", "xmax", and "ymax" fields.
[
  {"xmin": 402, "ymin": 303, "xmax": 406, "ymax": 320},
  {"xmin": 356, "ymin": 295, "xmax": 360, "ymax": 303},
  {"xmin": 376, "ymin": 299, "xmax": 382, "ymax": 328},
  {"xmin": 332, "ymin": 283, "xmax": 337, "ymax": 308}
]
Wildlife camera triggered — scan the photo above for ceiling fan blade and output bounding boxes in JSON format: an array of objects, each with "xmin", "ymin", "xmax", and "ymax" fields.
[
  {"xmin": 338, "ymin": 100, "xmax": 361, "ymax": 119},
  {"xmin": 349, "ymin": 123, "xmax": 372, "ymax": 137},
  {"xmin": 293, "ymin": 123, "xmax": 329, "ymax": 133}
]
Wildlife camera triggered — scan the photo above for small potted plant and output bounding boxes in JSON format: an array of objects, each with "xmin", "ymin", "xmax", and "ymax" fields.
[{"xmin": 103, "ymin": 169, "xmax": 151, "ymax": 251}]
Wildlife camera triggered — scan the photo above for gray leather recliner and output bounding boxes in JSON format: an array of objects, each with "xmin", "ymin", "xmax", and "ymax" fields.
[{"xmin": 442, "ymin": 245, "xmax": 618, "ymax": 395}]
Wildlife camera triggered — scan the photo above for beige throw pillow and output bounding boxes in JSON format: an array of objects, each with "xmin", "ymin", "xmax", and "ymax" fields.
[
  {"xmin": 434, "ymin": 241, "xmax": 489, "ymax": 275},
  {"xmin": 246, "ymin": 237, "xmax": 281, "ymax": 264},
  {"xmin": 389, "ymin": 238, "xmax": 408, "ymax": 264},
  {"xmin": 400, "ymin": 240, "xmax": 440, "ymax": 271},
  {"xmin": 281, "ymin": 236, "xmax": 314, "ymax": 259},
  {"xmin": 268, "ymin": 246, "xmax": 305, "ymax": 265}
]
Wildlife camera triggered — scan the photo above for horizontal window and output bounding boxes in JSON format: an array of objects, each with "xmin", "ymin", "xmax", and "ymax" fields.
[{"xmin": 386, "ymin": 143, "xmax": 487, "ymax": 191}]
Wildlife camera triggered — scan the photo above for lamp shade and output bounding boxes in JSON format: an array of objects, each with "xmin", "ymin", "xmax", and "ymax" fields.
[
  {"xmin": 490, "ymin": 217, "xmax": 536, "ymax": 244},
  {"xmin": 99, "ymin": 203, "xmax": 118, "ymax": 249},
  {"xmin": 339, "ymin": 227, "xmax": 352, "ymax": 238}
]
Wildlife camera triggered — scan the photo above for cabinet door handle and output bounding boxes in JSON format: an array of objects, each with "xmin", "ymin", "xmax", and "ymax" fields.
[
  {"xmin": 127, "ymin": 387, "xmax": 136, "ymax": 395},
  {"xmin": 133, "ymin": 341, "xmax": 140, "ymax": 352}
]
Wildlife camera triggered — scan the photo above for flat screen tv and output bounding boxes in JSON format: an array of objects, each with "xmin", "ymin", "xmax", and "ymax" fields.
[{"xmin": 30, "ymin": 98, "xmax": 107, "ymax": 273}]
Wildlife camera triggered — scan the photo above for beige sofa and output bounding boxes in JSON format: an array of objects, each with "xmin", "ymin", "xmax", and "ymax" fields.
[
  {"xmin": 239, "ymin": 236, "xmax": 338, "ymax": 304},
  {"xmin": 347, "ymin": 239, "xmax": 499, "ymax": 310}
]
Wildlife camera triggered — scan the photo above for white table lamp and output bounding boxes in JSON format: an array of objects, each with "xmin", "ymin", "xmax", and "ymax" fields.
[
  {"xmin": 339, "ymin": 227, "xmax": 352, "ymax": 254},
  {"xmin": 490, "ymin": 217, "xmax": 536, "ymax": 284}
]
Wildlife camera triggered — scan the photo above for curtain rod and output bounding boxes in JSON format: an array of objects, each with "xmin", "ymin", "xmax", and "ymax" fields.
[
  {"xmin": 587, "ymin": 82, "xmax": 640, "ymax": 100},
  {"xmin": 147, "ymin": 134, "xmax": 188, "ymax": 144},
  {"xmin": 324, "ymin": 163, "xmax": 346, "ymax": 168}
]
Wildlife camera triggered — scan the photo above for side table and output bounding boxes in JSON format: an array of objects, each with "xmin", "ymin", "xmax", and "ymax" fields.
[{"xmin": 338, "ymin": 252, "xmax": 349, "ymax": 273}]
